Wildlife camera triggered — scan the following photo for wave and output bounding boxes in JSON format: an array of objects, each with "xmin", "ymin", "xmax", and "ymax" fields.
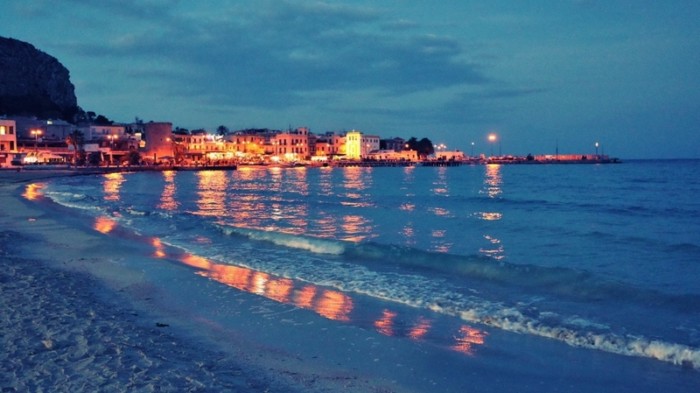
[
  {"xmin": 430, "ymin": 300, "xmax": 700, "ymax": 369},
  {"xmin": 216, "ymin": 225, "xmax": 700, "ymax": 312},
  {"xmin": 206, "ymin": 227, "xmax": 700, "ymax": 369},
  {"xmin": 217, "ymin": 225, "xmax": 346, "ymax": 255}
]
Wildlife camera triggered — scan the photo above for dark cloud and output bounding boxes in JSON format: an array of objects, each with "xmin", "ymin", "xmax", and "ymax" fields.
[{"xmin": 61, "ymin": 1, "xmax": 491, "ymax": 111}]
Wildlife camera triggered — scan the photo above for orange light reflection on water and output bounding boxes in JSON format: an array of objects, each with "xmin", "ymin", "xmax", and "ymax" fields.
[
  {"xmin": 483, "ymin": 164, "xmax": 502, "ymax": 198},
  {"xmin": 375, "ymin": 309, "xmax": 397, "ymax": 336},
  {"xmin": 94, "ymin": 216, "xmax": 117, "ymax": 234},
  {"xmin": 22, "ymin": 182, "xmax": 45, "ymax": 200},
  {"xmin": 143, "ymin": 235, "xmax": 486, "ymax": 356},
  {"xmin": 408, "ymin": 316, "xmax": 432, "ymax": 340},
  {"xmin": 451, "ymin": 325, "xmax": 487, "ymax": 355},
  {"xmin": 103, "ymin": 172, "xmax": 125, "ymax": 202},
  {"xmin": 158, "ymin": 170, "xmax": 179, "ymax": 211},
  {"xmin": 195, "ymin": 170, "xmax": 229, "ymax": 217}
]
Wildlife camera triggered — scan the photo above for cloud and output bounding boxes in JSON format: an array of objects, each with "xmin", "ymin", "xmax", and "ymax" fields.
[{"xmin": 61, "ymin": 1, "xmax": 491, "ymax": 113}]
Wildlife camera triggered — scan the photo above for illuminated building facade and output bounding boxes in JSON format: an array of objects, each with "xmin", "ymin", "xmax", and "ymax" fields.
[{"xmin": 0, "ymin": 119, "xmax": 17, "ymax": 166}]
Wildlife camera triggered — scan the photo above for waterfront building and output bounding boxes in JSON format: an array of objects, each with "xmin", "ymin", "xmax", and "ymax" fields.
[
  {"xmin": 140, "ymin": 122, "xmax": 173, "ymax": 163},
  {"xmin": 0, "ymin": 119, "xmax": 17, "ymax": 166},
  {"xmin": 345, "ymin": 130, "xmax": 380, "ymax": 159},
  {"xmin": 313, "ymin": 132, "xmax": 346, "ymax": 158},
  {"xmin": 78, "ymin": 124, "xmax": 126, "ymax": 141},
  {"xmin": 382, "ymin": 137, "xmax": 407, "ymax": 152},
  {"xmin": 270, "ymin": 127, "xmax": 310, "ymax": 161}
]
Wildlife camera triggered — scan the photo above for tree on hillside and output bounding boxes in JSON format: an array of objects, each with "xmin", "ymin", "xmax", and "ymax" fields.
[{"xmin": 94, "ymin": 114, "xmax": 113, "ymax": 125}]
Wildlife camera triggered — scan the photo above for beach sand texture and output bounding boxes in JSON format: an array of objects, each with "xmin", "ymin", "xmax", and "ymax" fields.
[{"xmin": 0, "ymin": 171, "xmax": 395, "ymax": 393}]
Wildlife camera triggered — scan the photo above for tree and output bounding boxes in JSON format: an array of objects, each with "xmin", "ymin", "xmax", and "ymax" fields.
[
  {"xmin": 65, "ymin": 129, "xmax": 85, "ymax": 165},
  {"xmin": 87, "ymin": 152, "xmax": 102, "ymax": 166},
  {"xmin": 94, "ymin": 114, "xmax": 113, "ymax": 125},
  {"xmin": 405, "ymin": 137, "xmax": 434, "ymax": 159},
  {"xmin": 216, "ymin": 125, "xmax": 229, "ymax": 136},
  {"xmin": 126, "ymin": 150, "xmax": 141, "ymax": 166}
]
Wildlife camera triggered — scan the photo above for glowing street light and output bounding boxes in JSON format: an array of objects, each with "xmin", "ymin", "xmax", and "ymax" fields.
[
  {"xmin": 471, "ymin": 141, "xmax": 475, "ymax": 157},
  {"xmin": 30, "ymin": 129, "xmax": 43, "ymax": 152},
  {"xmin": 107, "ymin": 134, "xmax": 116, "ymax": 165},
  {"xmin": 595, "ymin": 142, "xmax": 599, "ymax": 157},
  {"xmin": 487, "ymin": 133, "xmax": 497, "ymax": 157}
]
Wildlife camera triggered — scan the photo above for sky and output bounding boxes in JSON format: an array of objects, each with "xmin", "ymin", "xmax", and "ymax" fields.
[{"xmin": 2, "ymin": 0, "xmax": 699, "ymax": 158}]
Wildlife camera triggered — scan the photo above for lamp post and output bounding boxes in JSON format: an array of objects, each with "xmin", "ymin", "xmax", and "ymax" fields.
[
  {"xmin": 471, "ymin": 142, "xmax": 475, "ymax": 157},
  {"xmin": 488, "ymin": 133, "xmax": 497, "ymax": 157},
  {"xmin": 30, "ymin": 129, "xmax": 43, "ymax": 152},
  {"xmin": 107, "ymin": 134, "xmax": 116, "ymax": 165},
  {"xmin": 595, "ymin": 142, "xmax": 599, "ymax": 157}
]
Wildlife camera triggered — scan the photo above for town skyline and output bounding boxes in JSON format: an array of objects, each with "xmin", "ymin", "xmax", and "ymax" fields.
[{"xmin": 2, "ymin": 1, "xmax": 699, "ymax": 159}]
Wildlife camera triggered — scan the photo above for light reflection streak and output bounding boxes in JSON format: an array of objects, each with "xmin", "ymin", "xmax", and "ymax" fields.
[
  {"xmin": 375, "ymin": 309, "xmax": 397, "ymax": 336},
  {"xmin": 22, "ymin": 182, "xmax": 45, "ymax": 200},
  {"xmin": 483, "ymin": 164, "xmax": 502, "ymax": 198},
  {"xmin": 478, "ymin": 212, "xmax": 502, "ymax": 221},
  {"xmin": 158, "ymin": 170, "xmax": 178, "ymax": 211},
  {"xmin": 103, "ymin": 172, "xmax": 125, "ymax": 202},
  {"xmin": 93, "ymin": 216, "xmax": 117, "ymax": 234},
  {"xmin": 479, "ymin": 235, "xmax": 505, "ymax": 260},
  {"xmin": 195, "ymin": 170, "xmax": 229, "ymax": 217},
  {"xmin": 451, "ymin": 325, "xmax": 487, "ymax": 355},
  {"xmin": 137, "ymin": 232, "xmax": 488, "ymax": 357},
  {"xmin": 431, "ymin": 166, "xmax": 449, "ymax": 196},
  {"xmin": 408, "ymin": 317, "xmax": 432, "ymax": 340},
  {"xmin": 341, "ymin": 214, "xmax": 373, "ymax": 242}
]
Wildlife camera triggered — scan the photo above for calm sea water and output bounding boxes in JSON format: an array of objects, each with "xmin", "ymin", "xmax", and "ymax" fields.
[{"xmin": 35, "ymin": 160, "xmax": 700, "ymax": 372}]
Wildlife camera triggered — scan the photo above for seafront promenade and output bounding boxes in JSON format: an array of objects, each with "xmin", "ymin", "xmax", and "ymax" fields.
[{"xmin": 0, "ymin": 152, "xmax": 620, "ymax": 175}]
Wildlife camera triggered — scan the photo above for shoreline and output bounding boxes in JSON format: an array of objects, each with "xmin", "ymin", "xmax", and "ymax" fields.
[{"xmin": 0, "ymin": 172, "xmax": 399, "ymax": 392}]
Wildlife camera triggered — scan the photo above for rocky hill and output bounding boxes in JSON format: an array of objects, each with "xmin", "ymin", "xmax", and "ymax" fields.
[{"xmin": 0, "ymin": 36, "xmax": 79, "ymax": 120}]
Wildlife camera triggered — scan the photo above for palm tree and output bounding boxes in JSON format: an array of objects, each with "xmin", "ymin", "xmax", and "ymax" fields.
[{"xmin": 65, "ymin": 129, "xmax": 84, "ymax": 165}]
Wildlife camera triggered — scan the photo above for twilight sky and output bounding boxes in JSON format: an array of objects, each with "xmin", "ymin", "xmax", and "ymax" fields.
[{"xmin": 2, "ymin": 0, "xmax": 699, "ymax": 158}]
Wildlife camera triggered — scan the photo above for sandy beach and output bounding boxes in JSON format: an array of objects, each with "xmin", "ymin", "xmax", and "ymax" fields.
[{"xmin": 0, "ymin": 169, "xmax": 399, "ymax": 393}]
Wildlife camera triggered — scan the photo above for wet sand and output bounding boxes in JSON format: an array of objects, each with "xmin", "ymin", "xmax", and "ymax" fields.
[{"xmin": 0, "ymin": 170, "xmax": 398, "ymax": 392}]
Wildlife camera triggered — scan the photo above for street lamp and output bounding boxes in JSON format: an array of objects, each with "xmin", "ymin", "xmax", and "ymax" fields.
[
  {"xmin": 471, "ymin": 142, "xmax": 475, "ymax": 157},
  {"xmin": 107, "ymin": 134, "xmax": 116, "ymax": 165},
  {"xmin": 30, "ymin": 129, "xmax": 43, "ymax": 152},
  {"xmin": 595, "ymin": 142, "xmax": 599, "ymax": 157},
  {"xmin": 488, "ymin": 133, "xmax": 497, "ymax": 157}
]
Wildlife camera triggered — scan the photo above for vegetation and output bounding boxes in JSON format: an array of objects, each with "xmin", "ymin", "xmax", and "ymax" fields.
[
  {"xmin": 406, "ymin": 137, "xmax": 434, "ymax": 158},
  {"xmin": 65, "ymin": 130, "xmax": 85, "ymax": 165}
]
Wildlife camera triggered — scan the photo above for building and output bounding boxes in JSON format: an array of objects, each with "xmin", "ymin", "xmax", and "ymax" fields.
[
  {"xmin": 345, "ymin": 130, "xmax": 380, "ymax": 159},
  {"xmin": 367, "ymin": 149, "xmax": 419, "ymax": 161},
  {"xmin": 313, "ymin": 132, "xmax": 346, "ymax": 158},
  {"xmin": 382, "ymin": 137, "xmax": 407, "ymax": 152},
  {"xmin": 79, "ymin": 124, "xmax": 126, "ymax": 141},
  {"xmin": 0, "ymin": 119, "xmax": 18, "ymax": 167},
  {"xmin": 140, "ymin": 122, "xmax": 173, "ymax": 162},
  {"xmin": 270, "ymin": 127, "xmax": 310, "ymax": 161}
]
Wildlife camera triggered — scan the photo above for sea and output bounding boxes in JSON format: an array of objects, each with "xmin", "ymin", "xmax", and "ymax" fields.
[{"xmin": 26, "ymin": 160, "xmax": 700, "ymax": 392}]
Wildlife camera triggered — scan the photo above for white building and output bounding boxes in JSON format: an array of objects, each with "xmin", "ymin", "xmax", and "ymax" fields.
[{"xmin": 345, "ymin": 130, "xmax": 380, "ymax": 159}]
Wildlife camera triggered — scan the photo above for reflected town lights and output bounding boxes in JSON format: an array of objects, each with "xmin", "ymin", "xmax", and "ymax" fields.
[
  {"xmin": 23, "ymin": 182, "xmax": 45, "ymax": 201},
  {"xmin": 451, "ymin": 325, "xmax": 487, "ymax": 355},
  {"xmin": 375, "ymin": 309, "xmax": 398, "ymax": 336},
  {"xmin": 408, "ymin": 317, "xmax": 432, "ymax": 340},
  {"xmin": 158, "ymin": 170, "xmax": 178, "ymax": 211},
  {"xmin": 483, "ymin": 164, "xmax": 503, "ymax": 198},
  {"xmin": 93, "ymin": 216, "xmax": 117, "ymax": 234},
  {"xmin": 103, "ymin": 172, "xmax": 125, "ymax": 202},
  {"xmin": 137, "ymin": 234, "xmax": 486, "ymax": 357}
]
